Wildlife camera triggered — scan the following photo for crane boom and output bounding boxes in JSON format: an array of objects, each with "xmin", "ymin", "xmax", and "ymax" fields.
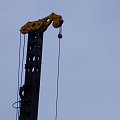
[
  {"xmin": 19, "ymin": 13, "xmax": 63, "ymax": 120},
  {"xmin": 20, "ymin": 12, "xmax": 63, "ymax": 34}
]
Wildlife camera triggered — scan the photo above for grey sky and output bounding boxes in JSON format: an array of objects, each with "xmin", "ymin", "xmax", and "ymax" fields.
[{"xmin": 0, "ymin": 0, "xmax": 120, "ymax": 120}]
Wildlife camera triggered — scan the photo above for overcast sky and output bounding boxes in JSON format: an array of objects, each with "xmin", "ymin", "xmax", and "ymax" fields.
[{"xmin": 0, "ymin": 0, "xmax": 120, "ymax": 120}]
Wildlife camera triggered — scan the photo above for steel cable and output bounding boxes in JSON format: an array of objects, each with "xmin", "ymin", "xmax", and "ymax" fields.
[
  {"xmin": 14, "ymin": 33, "xmax": 26, "ymax": 120},
  {"xmin": 20, "ymin": 35, "xmax": 26, "ymax": 87},
  {"xmin": 55, "ymin": 39, "xmax": 60, "ymax": 120},
  {"xmin": 55, "ymin": 26, "xmax": 62, "ymax": 120},
  {"xmin": 16, "ymin": 32, "xmax": 22, "ymax": 120}
]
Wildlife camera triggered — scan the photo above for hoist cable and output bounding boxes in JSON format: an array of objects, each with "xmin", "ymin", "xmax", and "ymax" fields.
[
  {"xmin": 55, "ymin": 27, "xmax": 62, "ymax": 120},
  {"xmin": 16, "ymin": 32, "xmax": 22, "ymax": 120},
  {"xmin": 14, "ymin": 33, "xmax": 26, "ymax": 120},
  {"xmin": 20, "ymin": 35, "xmax": 26, "ymax": 87},
  {"xmin": 55, "ymin": 38, "xmax": 60, "ymax": 120}
]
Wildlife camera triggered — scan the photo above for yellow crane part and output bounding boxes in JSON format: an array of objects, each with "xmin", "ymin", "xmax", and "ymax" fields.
[{"xmin": 20, "ymin": 12, "xmax": 63, "ymax": 34}]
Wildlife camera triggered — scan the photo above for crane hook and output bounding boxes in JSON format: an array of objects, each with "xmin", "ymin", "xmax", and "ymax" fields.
[{"xmin": 58, "ymin": 26, "xmax": 62, "ymax": 39}]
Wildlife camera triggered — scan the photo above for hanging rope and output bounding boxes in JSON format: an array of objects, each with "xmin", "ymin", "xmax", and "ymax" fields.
[
  {"xmin": 20, "ymin": 35, "xmax": 26, "ymax": 87},
  {"xmin": 14, "ymin": 32, "xmax": 22, "ymax": 120},
  {"xmin": 13, "ymin": 33, "xmax": 26, "ymax": 120},
  {"xmin": 55, "ymin": 26, "xmax": 62, "ymax": 120}
]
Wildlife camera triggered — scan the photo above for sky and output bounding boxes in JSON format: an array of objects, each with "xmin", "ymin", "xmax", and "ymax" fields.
[{"xmin": 0, "ymin": 0, "xmax": 120, "ymax": 120}]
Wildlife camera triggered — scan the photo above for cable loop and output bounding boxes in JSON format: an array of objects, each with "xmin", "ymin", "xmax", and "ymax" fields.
[{"xmin": 12, "ymin": 101, "xmax": 21, "ymax": 109}]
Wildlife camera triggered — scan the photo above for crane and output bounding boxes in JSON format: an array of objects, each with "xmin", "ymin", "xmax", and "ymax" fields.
[{"xmin": 18, "ymin": 12, "xmax": 63, "ymax": 120}]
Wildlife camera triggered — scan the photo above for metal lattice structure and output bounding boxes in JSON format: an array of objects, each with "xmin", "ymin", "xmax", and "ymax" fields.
[{"xmin": 19, "ymin": 30, "xmax": 43, "ymax": 120}]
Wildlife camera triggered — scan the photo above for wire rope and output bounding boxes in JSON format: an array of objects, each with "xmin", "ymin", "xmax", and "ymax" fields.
[
  {"xmin": 55, "ymin": 27, "xmax": 62, "ymax": 120},
  {"xmin": 20, "ymin": 35, "xmax": 26, "ymax": 87},
  {"xmin": 55, "ymin": 38, "xmax": 60, "ymax": 120},
  {"xmin": 14, "ymin": 33, "xmax": 26, "ymax": 120},
  {"xmin": 16, "ymin": 32, "xmax": 22, "ymax": 120}
]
